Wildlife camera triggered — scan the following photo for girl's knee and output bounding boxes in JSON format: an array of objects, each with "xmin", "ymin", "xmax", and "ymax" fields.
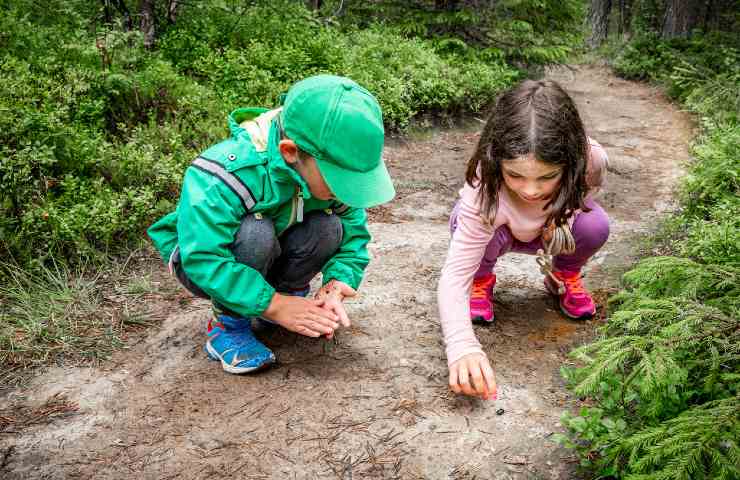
[{"xmin": 573, "ymin": 204, "xmax": 610, "ymax": 250}]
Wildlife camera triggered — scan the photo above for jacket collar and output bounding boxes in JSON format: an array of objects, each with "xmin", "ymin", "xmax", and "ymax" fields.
[{"xmin": 228, "ymin": 108, "xmax": 310, "ymax": 199}]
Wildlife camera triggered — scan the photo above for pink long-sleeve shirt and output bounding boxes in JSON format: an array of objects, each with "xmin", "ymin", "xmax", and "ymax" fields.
[{"xmin": 438, "ymin": 139, "xmax": 609, "ymax": 366}]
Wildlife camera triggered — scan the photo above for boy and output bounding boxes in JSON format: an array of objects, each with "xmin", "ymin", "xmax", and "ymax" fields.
[{"xmin": 148, "ymin": 75, "xmax": 395, "ymax": 374}]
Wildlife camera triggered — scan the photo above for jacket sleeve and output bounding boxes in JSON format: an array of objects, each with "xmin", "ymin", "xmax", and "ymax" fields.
[
  {"xmin": 321, "ymin": 204, "xmax": 371, "ymax": 290},
  {"xmin": 177, "ymin": 167, "xmax": 276, "ymax": 316}
]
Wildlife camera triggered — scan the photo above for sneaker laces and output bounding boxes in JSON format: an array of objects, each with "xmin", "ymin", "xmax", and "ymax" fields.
[
  {"xmin": 557, "ymin": 272, "xmax": 587, "ymax": 296},
  {"xmin": 471, "ymin": 275, "xmax": 495, "ymax": 300}
]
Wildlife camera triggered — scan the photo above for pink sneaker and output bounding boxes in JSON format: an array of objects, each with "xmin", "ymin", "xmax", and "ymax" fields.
[
  {"xmin": 470, "ymin": 273, "xmax": 496, "ymax": 324},
  {"xmin": 545, "ymin": 270, "xmax": 596, "ymax": 319}
]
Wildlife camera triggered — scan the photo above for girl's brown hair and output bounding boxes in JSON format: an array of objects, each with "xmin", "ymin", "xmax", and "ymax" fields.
[{"xmin": 465, "ymin": 79, "xmax": 590, "ymax": 227}]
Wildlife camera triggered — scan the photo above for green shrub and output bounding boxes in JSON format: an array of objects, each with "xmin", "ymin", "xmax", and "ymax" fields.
[
  {"xmin": 159, "ymin": 3, "xmax": 519, "ymax": 129},
  {"xmin": 324, "ymin": 0, "xmax": 585, "ymax": 66},
  {"xmin": 0, "ymin": 8, "xmax": 226, "ymax": 263},
  {"xmin": 613, "ymin": 32, "xmax": 740, "ymax": 126},
  {"xmin": 558, "ymin": 278, "xmax": 739, "ymax": 477},
  {"xmin": 1, "ymin": 0, "xmax": 520, "ymax": 265},
  {"xmin": 680, "ymin": 201, "xmax": 740, "ymax": 267},
  {"xmin": 681, "ymin": 124, "xmax": 740, "ymax": 219},
  {"xmin": 560, "ymin": 29, "xmax": 740, "ymax": 479},
  {"xmin": 619, "ymin": 256, "xmax": 739, "ymax": 315}
]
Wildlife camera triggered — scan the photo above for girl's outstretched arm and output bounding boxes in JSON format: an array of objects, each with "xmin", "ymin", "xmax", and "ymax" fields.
[{"xmin": 438, "ymin": 183, "xmax": 496, "ymax": 397}]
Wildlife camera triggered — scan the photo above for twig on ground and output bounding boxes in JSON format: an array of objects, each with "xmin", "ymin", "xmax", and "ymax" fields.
[{"xmin": 0, "ymin": 393, "xmax": 79, "ymax": 433}]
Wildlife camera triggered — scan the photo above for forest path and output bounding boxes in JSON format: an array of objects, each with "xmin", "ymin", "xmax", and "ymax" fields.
[{"xmin": 1, "ymin": 65, "xmax": 693, "ymax": 480}]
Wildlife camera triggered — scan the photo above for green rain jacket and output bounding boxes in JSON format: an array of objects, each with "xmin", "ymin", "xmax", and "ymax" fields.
[{"xmin": 147, "ymin": 108, "xmax": 371, "ymax": 317}]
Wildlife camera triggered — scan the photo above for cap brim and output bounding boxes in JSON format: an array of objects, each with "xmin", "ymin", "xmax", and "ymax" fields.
[{"xmin": 315, "ymin": 157, "xmax": 395, "ymax": 209}]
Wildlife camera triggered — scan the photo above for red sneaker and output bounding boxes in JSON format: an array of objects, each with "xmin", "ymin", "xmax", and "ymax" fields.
[
  {"xmin": 545, "ymin": 270, "xmax": 596, "ymax": 319},
  {"xmin": 470, "ymin": 273, "xmax": 496, "ymax": 324}
]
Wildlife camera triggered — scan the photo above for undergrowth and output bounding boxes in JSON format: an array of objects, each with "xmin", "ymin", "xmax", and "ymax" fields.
[{"xmin": 557, "ymin": 29, "xmax": 740, "ymax": 480}]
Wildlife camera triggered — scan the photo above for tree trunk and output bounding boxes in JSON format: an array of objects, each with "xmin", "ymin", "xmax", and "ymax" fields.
[
  {"xmin": 662, "ymin": 0, "xmax": 702, "ymax": 38},
  {"xmin": 140, "ymin": 0, "xmax": 156, "ymax": 49},
  {"xmin": 435, "ymin": 0, "xmax": 461, "ymax": 10},
  {"xmin": 307, "ymin": 0, "xmax": 323, "ymax": 10},
  {"xmin": 587, "ymin": 0, "xmax": 613, "ymax": 48},
  {"xmin": 103, "ymin": 0, "xmax": 113, "ymax": 24},
  {"xmin": 167, "ymin": 0, "xmax": 180, "ymax": 24},
  {"xmin": 103, "ymin": 0, "xmax": 133, "ymax": 29},
  {"xmin": 618, "ymin": 0, "xmax": 633, "ymax": 37}
]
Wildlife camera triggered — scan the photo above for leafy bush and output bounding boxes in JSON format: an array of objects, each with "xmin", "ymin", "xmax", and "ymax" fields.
[
  {"xmin": 558, "ymin": 258, "xmax": 739, "ymax": 477},
  {"xmin": 676, "ymin": 123, "xmax": 740, "ymax": 267},
  {"xmin": 614, "ymin": 33, "xmax": 740, "ymax": 124},
  {"xmin": 681, "ymin": 124, "xmax": 740, "ymax": 218},
  {"xmin": 322, "ymin": 0, "xmax": 586, "ymax": 66},
  {"xmin": 560, "ymin": 30, "xmax": 740, "ymax": 479},
  {"xmin": 159, "ymin": 2, "xmax": 519, "ymax": 129},
  {"xmin": 0, "ymin": 0, "xmax": 519, "ymax": 266}
]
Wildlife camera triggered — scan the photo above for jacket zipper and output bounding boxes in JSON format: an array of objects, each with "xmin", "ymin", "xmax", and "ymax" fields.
[
  {"xmin": 284, "ymin": 186, "xmax": 304, "ymax": 233},
  {"xmin": 296, "ymin": 186, "xmax": 304, "ymax": 223}
]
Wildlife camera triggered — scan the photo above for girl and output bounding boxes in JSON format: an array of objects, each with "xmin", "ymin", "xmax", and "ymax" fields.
[{"xmin": 438, "ymin": 80, "xmax": 609, "ymax": 400}]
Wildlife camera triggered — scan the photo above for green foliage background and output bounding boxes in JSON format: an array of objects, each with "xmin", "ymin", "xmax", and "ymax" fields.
[
  {"xmin": 320, "ymin": 0, "xmax": 586, "ymax": 66},
  {"xmin": 557, "ymin": 27, "xmax": 740, "ymax": 480},
  {"xmin": 0, "ymin": 0, "xmax": 544, "ymax": 266}
]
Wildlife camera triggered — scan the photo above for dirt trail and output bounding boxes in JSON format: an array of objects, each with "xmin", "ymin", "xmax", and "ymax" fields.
[{"xmin": 1, "ymin": 65, "xmax": 693, "ymax": 479}]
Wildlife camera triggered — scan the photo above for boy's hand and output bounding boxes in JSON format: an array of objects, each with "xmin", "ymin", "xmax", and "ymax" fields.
[
  {"xmin": 314, "ymin": 279, "xmax": 357, "ymax": 328},
  {"xmin": 449, "ymin": 353, "xmax": 497, "ymax": 401},
  {"xmin": 262, "ymin": 293, "xmax": 339, "ymax": 338}
]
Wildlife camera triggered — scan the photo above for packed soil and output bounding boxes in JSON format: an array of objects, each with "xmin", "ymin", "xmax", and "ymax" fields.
[{"xmin": 0, "ymin": 65, "xmax": 693, "ymax": 479}]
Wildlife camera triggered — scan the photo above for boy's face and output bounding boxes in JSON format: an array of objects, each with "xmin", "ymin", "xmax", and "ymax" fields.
[{"xmin": 279, "ymin": 139, "xmax": 336, "ymax": 201}]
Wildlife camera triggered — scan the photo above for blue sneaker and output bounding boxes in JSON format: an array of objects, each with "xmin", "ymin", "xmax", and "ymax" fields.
[{"xmin": 205, "ymin": 314, "xmax": 275, "ymax": 374}]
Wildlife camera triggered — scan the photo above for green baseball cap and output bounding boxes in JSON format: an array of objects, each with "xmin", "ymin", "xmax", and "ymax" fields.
[{"xmin": 281, "ymin": 75, "xmax": 395, "ymax": 208}]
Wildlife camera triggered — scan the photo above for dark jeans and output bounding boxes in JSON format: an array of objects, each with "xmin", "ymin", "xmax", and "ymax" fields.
[{"xmin": 173, "ymin": 210, "xmax": 343, "ymax": 311}]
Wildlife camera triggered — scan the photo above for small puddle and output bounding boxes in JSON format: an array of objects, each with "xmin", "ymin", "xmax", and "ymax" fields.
[{"xmin": 527, "ymin": 315, "xmax": 579, "ymax": 344}]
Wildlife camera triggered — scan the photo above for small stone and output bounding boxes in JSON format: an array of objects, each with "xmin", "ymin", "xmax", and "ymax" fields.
[
  {"xmin": 607, "ymin": 154, "xmax": 641, "ymax": 174},
  {"xmin": 496, "ymin": 408, "xmax": 505, "ymax": 415},
  {"xmin": 401, "ymin": 412, "xmax": 417, "ymax": 427}
]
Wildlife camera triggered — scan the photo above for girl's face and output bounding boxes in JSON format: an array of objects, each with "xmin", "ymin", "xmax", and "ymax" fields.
[{"xmin": 501, "ymin": 153, "xmax": 563, "ymax": 204}]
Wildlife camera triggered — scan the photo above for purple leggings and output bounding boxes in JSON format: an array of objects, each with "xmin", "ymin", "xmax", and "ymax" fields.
[{"xmin": 450, "ymin": 198, "xmax": 610, "ymax": 278}]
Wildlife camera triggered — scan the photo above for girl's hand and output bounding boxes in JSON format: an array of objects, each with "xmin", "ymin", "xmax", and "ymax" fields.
[
  {"xmin": 449, "ymin": 353, "xmax": 497, "ymax": 400},
  {"xmin": 314, "ymin": 280, "xmax": 357, "ymax": 328},
  {"xmin": 262, "ymin": 293, "xmax": 339, "ymax": 338}
]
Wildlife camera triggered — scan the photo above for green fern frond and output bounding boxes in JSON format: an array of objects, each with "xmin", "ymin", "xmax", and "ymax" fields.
[
  {"xmin": 621, "ymin": 398, "xmax": 740, "ymax": 479},
  {"xmin": 619, "ymin": 257, "xmax": 740, "ymax": 316}
]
